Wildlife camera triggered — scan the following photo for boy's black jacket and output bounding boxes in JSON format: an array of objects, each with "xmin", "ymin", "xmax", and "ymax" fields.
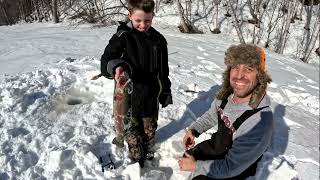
[{"xmin": 100, "ymin": 21, "xmax": 172, "ymax": 116}]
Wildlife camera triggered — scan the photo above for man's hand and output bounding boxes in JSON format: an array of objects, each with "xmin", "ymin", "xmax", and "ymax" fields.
[
  {"xmin": 183, "ymin": 129, "xmax": 196, "ymax": 150},
  {"xmin": 178, "ymin": 152, "xmax": 196, "ymax": 172}
]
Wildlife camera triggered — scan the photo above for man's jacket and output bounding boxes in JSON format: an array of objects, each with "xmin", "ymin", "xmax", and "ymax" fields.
[{"xmin": 189, "ymin": 95, "xmax": 274, "ymax": 179}]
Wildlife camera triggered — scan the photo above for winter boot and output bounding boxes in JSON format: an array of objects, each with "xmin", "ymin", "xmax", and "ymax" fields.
[{"xmin": 145, "ymin": 149, "xmax": 155, "ymax": 160}]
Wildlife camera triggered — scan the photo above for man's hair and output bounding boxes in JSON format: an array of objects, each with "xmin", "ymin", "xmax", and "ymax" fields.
[{"xmin": 128, "ymin": 0, "xmax": 155, "ymax": 13}]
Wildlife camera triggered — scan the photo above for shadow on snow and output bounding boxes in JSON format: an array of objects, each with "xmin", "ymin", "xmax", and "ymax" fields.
[{"xmin": 156, "ymin": 85, "xmax": 220, "ymax": 144}]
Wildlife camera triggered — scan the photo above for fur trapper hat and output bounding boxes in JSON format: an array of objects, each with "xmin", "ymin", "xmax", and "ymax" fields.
[{"xmin": 216, "ymin": 44, "xmax": 272, "ymax": 108}]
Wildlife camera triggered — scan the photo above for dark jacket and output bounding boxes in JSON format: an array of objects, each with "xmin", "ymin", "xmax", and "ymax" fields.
[{"xmin": 100, "ymin": 21, "xmax": 172, "ymax": 117}]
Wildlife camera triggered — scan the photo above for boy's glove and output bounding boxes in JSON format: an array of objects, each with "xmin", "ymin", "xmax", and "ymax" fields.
[{"xmin": 159, "ymin": 93, "xmax": 173, "ymax": 108}]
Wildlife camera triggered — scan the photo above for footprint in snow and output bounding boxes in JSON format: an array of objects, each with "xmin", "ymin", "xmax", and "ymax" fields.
[
  {"xmin": 197, "ymin": 46, "xmax": 205, "ymax": 51},
  {"xmin": 196, "ymin": 56, "xmax": 205, "ymax": 60},
  {"xmin": 200, "ymin": 60, "xmax": 221, "ymax": 69}
]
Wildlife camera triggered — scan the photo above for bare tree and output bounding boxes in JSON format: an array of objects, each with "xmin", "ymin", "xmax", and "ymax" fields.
[
  {"xmin": 195, "ymin": 0, "xmax": 205, "ymax": 16},
  {"xmin": 0, "ymin": 0, "xmax": 125, "ymax": 25},
  {"xmin": 93, "ymin": 0, "xmax": 105, "ymax": 23},
  {"xmin": 211, "ymin": 0, "xmax": 222, "ymax": 33},
  {"xmin": 17, "ymin": 0, "xmax": 33, "ymax": 22},
  {"xmin": 275, "ymin": 0, "xmax": 299, "ymax": 54},
  {"xmin": 248, "ymin": 0, "xmax": 271, "ymax": 44},
  {"xmin": 176, "ymin": 0, "xmax": 200, "ymax": 33},
  {"xmin": 155, "ymin": 0, "xmax": 161, "ymax": 12},
  {"xmin": 316, "ymin": 33, "xmax": 320, "ymax": 57},
  {"xmin": 255, "ymin": 1, "xmax": 272, "ymax": 44},
  {"xmin": 62, "ymin": 0, "xmax": 127, "ymax": 24},
  {"xmin": 263, "ymin": 0, "xmax": 282, "ymax": 48},
  {"xmin": 297, "ymin": 0, "xmax": 305, "ymax": 20},
  {"xmin": 227, "ymin": 0, "xmax": 245, "ymax": 43},
  {"xmin": 300, "ymin": 1, "xmax": 320, "ymax": 63},
  {"xmin": 176, "ymin": 0, "xmax": 188, "ymax": 32},
  {"xmin": 301, "ymin": 1, "xmax": 313, "ymax": 50},
  {"xmin": 52, "ymin": 0, "xmax": 58, "ymax": 23},
  {"xmin": 185, "ymin": 0, "xmax": 192, "ymax": 23},
  {"xmin": 316, "ymin": 46, "xmax": 320, "ymax": 57},
  {"xmin": 247, "ymin": 0, "xmax": 260, "ymax": 24},
  {"xmin": 31, "ymin": 0, "xmax": 41, "ymax": 22},
  {"xmin": 0, "ymin": 2, "xmax": 13, "ymax": 25},
  {"xmin": 30, "ymin": 0, "xmax": 51, "ymax": 22}
]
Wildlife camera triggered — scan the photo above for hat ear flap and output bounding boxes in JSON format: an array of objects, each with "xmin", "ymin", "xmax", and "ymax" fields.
[
  {"xmin": 249, "ymin": 69, "xmax": 272, "ymax": 108},
  {"xmin": 216, "ymin": 68, "xmax": 233, "ymax": 100}
]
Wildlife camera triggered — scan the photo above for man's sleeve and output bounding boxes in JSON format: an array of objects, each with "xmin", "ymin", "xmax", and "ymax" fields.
[
  {"xmin": 193, "ymin": 110, "xmax": 273, "ymax": 178},
  {"xmin": 100, "ymin": 34, "xmax": 125, "ymax": 78},
  {"xmin": 188, "ymin": 100, "xmax": 219, "ymax": 134}
]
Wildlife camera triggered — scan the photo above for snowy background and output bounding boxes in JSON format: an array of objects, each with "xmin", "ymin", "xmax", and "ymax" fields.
[{"xmin": 0, "ymin": 8, "xmax": 319, "ymax": 180}]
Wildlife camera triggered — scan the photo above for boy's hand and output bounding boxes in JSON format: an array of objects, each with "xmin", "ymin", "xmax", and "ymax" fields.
[
  {"xmin": 115, "ymin": 66, "xmax": 124, "ymax": 81},
  {"xmin": 183, "ymin": 129, "xmax": 196, "ymax": 150},
  {"xmin": 178, "ymin": 152, "xmax": 196, "ymax": 172},
  {"xmin": 159, "ymin": 93, "xmax": 173, "ymax": 108},
  {"xmin": 115, "ymin": 66, "xmax": 129, "ymax": 85}
]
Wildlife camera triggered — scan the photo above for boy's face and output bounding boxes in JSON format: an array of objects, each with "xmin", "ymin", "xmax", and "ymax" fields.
[{"xmin": 128, "ymin": 9, "xmax": 153, "ymax": 32}]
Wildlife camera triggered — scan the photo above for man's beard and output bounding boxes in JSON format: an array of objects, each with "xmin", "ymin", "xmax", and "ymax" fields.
[{"xmin": 231, "ymin": 78, "xmax": 258, "ymax": 98}]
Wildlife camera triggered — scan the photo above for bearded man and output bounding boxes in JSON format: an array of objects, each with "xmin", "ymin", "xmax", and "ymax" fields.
[{"xmin": 178, "ymin": 44, "xmax": 274, "ymax": 180}]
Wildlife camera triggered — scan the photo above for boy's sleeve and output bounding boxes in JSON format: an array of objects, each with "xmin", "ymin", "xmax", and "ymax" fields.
[
  {"xmin": 159, "ymin": 39, "xmax": 173, "ymax": 107},
  {"xmin": 193, "ymin": 110, "xmax": 273, "ymax": 179},
  {"xmin": 100, "ymin": 34, "xmax": 125, "ymax": 79}
]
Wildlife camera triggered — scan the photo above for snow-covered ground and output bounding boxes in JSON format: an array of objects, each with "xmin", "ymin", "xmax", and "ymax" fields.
[{"xmin": 0, "ymin": 22, "xmax": 319, "ymax": 180}]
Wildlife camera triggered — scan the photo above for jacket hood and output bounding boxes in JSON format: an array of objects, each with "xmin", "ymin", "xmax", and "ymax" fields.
[{"xmin": 117, "ymin": 21, "xmax": 161, "ymax": 37}]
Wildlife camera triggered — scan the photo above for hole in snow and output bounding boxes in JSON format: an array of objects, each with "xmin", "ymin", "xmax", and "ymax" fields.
[
  {"xmin": 52, "ymin": 88, "xmax": 95, "ymax": 113},
  {"xmin": 67, "ymin": 97, "xmax": 82, "ymax": 105}
]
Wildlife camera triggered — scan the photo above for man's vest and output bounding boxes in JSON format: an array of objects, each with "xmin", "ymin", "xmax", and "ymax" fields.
[{"xmin": 189, "ymin": 98, "xmax": 268, "ymax": 180}]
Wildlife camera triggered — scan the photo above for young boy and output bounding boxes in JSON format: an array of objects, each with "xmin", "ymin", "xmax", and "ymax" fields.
[{"xmin": 100, "ymin": 0, "xmax": 172, "ymax": 166}]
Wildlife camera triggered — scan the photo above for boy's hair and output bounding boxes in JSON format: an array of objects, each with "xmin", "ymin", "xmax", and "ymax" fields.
[{"xmin": 128, "ymin": 0, "xmax": 155, "ymax": 13}]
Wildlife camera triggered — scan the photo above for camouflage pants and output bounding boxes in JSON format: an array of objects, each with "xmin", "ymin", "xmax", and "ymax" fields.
[{"xmin": 125, "ymin": 114, "xmax": 158, "ymax": 162}]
